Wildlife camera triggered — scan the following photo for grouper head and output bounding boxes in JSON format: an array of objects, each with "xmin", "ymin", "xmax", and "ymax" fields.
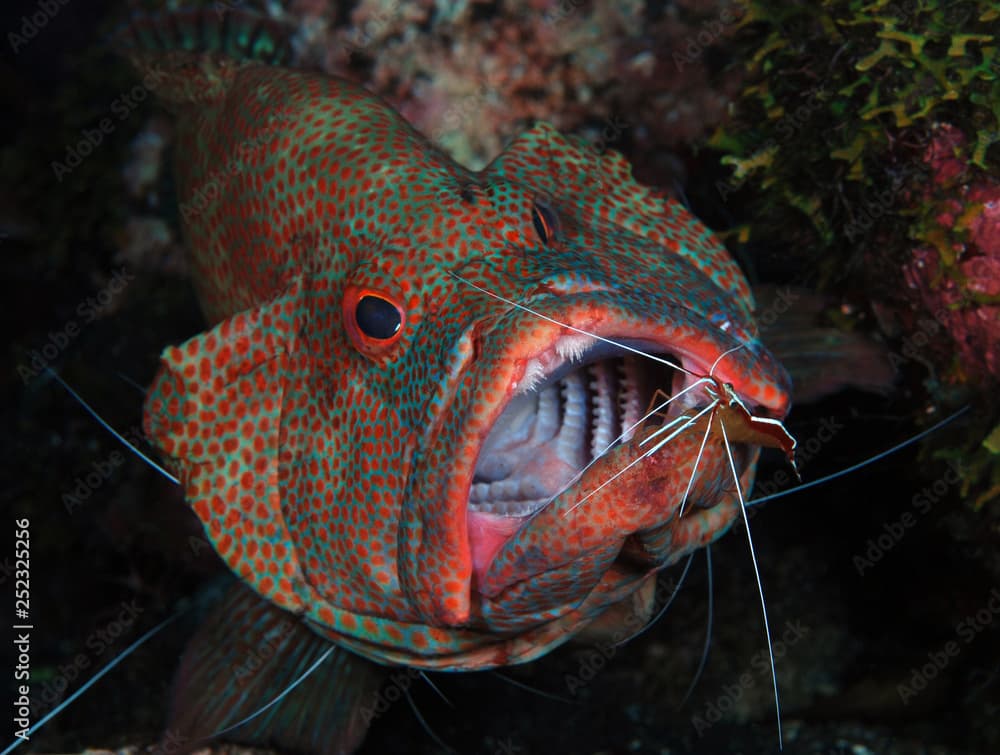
[{"xmin": 139, "ymin": 59, "xmax": 792, "ymax": 671}]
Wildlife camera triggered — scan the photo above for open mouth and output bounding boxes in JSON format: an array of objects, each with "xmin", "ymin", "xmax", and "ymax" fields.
[{"xmin": 469, "ymin": 338, "xmax": 695, "ymax": 519}]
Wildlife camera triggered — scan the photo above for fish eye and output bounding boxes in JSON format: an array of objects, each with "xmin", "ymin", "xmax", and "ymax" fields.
[
  {"xmin": 356, "ymin": 294, "xmax": 402, "ymax": 340},
  {"xmin": 531, "ymin": 200, "xmax": 559, "ymax": 245},
  {"xmin": 343, "ymin": 287, "xmax": 407, "ymax": 354}
]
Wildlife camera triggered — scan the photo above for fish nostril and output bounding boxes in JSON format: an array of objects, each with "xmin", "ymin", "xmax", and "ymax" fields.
[{"xmin": 531, "ymin": 199, "xmax": 559, "ymax": 245}]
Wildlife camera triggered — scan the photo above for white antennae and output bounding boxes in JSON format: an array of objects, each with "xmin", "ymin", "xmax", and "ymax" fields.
[
  {"xmin": 709, "ymin": 342, "xmax": 747, "ymax": 377},
  {"xmin": 679, "ymin": 546, "xmax": 714, "ymax": 707},
  {"xmin": 450, "ymin": 273, "xmax": 697, "ymax": 377},
  {"xmin": 545, "ymin": 377, "xmax": 712, "ymax": 513},
  {"xmin": 0, "ymin": 611, "xmax": 184, "ymax": 755},
  {"xmin": 613, "ymin": 552, "xmax": 695, "ymax": 648},
  {"xmin": 677, "ymin": 410, "xmax": 714, "ymax": 519},
  {"xmin": 46, "ymin": 367, "xmax": 179, "ymax": 486},
  {"xmin": 563, "ymin": 400, "xmax": 717, "ymax": 517},
  {"xmin": 720, "ymin": 421, "xmax": 783, "ymax": 749},
  {"xmin": 210, "ymin": 644, "xmax": 337, "ymax": 738}
]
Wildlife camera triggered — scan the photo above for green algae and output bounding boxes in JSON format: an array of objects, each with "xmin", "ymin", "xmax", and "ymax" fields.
[
  {"xmin": 711, "ymin": 0, "xmax": 998, "ymax": 267},
  {"xmin": 711, "ymin": 0, "xmax": 1000, "ymax": 508}
]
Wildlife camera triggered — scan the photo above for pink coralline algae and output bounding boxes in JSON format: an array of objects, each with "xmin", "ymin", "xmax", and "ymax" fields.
[{"xmin": 902, "ymin": 125, "xmax": 1000, "ymax": 380}]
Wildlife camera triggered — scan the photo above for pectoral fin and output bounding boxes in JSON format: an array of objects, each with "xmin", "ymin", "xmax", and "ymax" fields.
[{"xmin": 168, "ymin": 581, "xmax": 386, "ymax": 755}]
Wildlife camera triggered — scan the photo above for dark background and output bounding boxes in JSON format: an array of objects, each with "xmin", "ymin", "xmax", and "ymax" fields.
[{"xmin": 1, "ymin": 2, "xmax": 997, "ymax": 753}]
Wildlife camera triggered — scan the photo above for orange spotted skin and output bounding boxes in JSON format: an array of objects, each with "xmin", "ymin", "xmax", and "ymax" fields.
[{"xmin": 141, "ymin": 59, "xmax": 792, "ymax": 671}]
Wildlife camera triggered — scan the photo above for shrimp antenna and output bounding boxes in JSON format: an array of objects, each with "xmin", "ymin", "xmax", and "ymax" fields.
[
  {"xmin": 489, "ymin": 671, "xmax": 576, "ymax": 704},
  {"xmin": 552, "ymin": 377, "xmax": 712, "ymax": 516},
  {"xmin": 209, "ymin": 644, "xmax": 337, "ymax": 738},
  {"xmin": 748, "ymin": 404, "xmax": 971, "ymax": 508},
  {"xmin": 679, "ymin": 546, "xmax": 714, "ymax": 707},
  {"xmin": 721, "ymin": 422, "xmax": 783, "ymax": 749},
  {"xmin": 45, "ymin": 367, "xmax": 179, "ymax": 486},
  {"xmin": 403, "ymin": 686, "xmax": 455, "ymax": 754},
  {"xmin": 420, "ymin": 671, "xmax": 454, "ymax": 708},
  {"xmin": 563, "ymin": 401, "xmax": 717, "ymax": 516},
  {"xmin": 116, "ymin": 370, "xmax": 148, "ymax": 394},
  {"xmin": 1, "ymin": 611, "xmax": 185, "ymax": 755},
  {"xmin": 449, "ymin": 272, "xmax": 697, "ymax": 377},
  {"xmin": 613, "ymin": 552, "xmax": 695, "ymax": 648}
]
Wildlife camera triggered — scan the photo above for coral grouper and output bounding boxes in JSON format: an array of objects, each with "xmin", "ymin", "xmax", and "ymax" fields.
[{"xmin": 120, "ymin": 9, "xmax": 793, "ymax": 752}]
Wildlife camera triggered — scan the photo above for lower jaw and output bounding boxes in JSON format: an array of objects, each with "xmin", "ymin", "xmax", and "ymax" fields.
[
  {"xmin": 468, "ymin": 509, "xmax": 527, "ymax": 589},
  {"xmin": 465, "ymin": 349, "xmax": 692, "ymax": 583},
  {"xmin": 465, "ymin": 428, "xmax": 753, "ymax": 592}
]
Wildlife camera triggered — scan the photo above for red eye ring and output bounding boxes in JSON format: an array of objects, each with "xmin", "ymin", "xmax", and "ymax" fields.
[{"xmin": 343, "ymin": 287, "xmax": 406, "ymax": 354}]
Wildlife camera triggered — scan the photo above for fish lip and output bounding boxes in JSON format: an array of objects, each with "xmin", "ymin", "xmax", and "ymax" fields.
[{"xmin": 462, "ymin": 308, "xmax": 788, "ymax": 587}]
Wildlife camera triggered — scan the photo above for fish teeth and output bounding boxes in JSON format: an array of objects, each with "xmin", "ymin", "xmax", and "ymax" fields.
[
  {"xmin": 493, "ymin": 479, "xmax": 520, "ymax": 500},
  {"xmin": 470, "ymin": 482, "xmax": 490, "ymax": 502},
  {"xmin": 619, "ymin": 354, "xmax": 642, "ymax": 433},
  {"xmin": 532, "ymin": 384, "xmax": 560, "ymax": 442},
  {"xmin": 475, "ymin": 498, "xmax": 548, "ymax": 516},
  {"xmin": 519, "ymin": 477, "xmax": 549, "ymax": 499},
  {"xmin": 588, "ymin": 361, "xmax": 617, "ymax": 459},
  {"xmin": 555, "ymin": 334, "xmax": 595, "ymax": 363},
  {"xmin": 556, "ymin": 371, "xmax": 587, "ymax": 466}
]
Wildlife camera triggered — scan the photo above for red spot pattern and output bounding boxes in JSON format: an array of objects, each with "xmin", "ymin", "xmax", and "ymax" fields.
[{"xmin": 143, "ymin": 62, "xmax": 792, "ymax": 671}]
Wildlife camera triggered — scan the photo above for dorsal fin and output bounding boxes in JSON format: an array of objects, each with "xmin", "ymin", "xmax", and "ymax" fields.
[{"xmin": 115, "ymin": 8, "xmax": 296, "ymax": 107}]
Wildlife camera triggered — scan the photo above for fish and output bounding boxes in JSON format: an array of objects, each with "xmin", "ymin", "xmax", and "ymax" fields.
[{"xmin": 111, "ymin": 8, "xmax": 801, "ymax": 753}]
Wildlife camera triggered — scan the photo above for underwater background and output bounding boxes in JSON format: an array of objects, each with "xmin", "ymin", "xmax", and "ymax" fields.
[{"xmin": 2, "ymin": 0, "xmax": 999, "ymax": 753}]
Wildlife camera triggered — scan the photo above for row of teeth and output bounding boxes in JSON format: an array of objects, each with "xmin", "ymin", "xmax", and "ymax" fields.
[
  {"xmin": 471, "ymin": 357, "xmax": 653, "ymax": 515},
  {"xmin": 468, "ymin": 489, "xmax": 549, "ymax": 516}
]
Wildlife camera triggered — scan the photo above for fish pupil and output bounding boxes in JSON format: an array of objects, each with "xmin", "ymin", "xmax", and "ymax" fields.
[{"xmin": 355, "ymin": 295, "xmax": 402, "ymax": 340}]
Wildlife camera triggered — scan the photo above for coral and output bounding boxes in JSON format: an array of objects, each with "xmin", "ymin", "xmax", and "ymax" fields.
[
  {"xmin": 711, "ymin": 0, "xmax": 998, "ymax": 247},
  {"xmin": 707, "ymin": 0, "xmax": 1000, "ymax": 506},
  {"xmin": 902, "ymin": 125, "xmax": 1000, "ymax": 380},
  {"xmin": 280, "ymin": 0, "xmax": 749, "ymax": 169},
  {"xmin": 121, "ymin": 116, "xmax": 170, "ymax": 199}
]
